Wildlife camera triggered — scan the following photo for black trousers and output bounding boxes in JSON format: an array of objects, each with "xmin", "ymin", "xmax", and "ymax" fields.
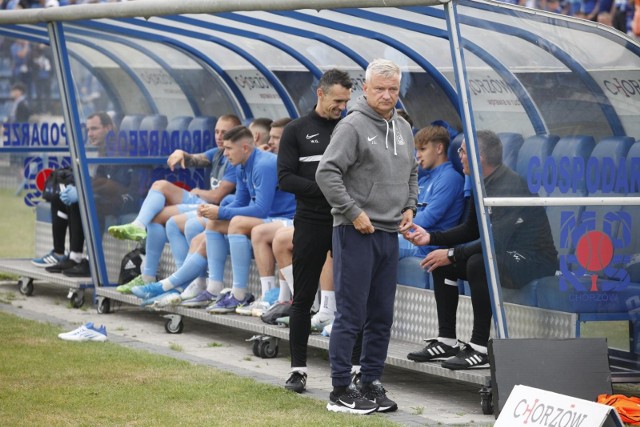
[
  {"xmin": 51, "ymin": 195, "xmax": 84, "ymax": 254},
  {"xmin": 432, "ymin": 253, "xmax": 492, "ymax": 347},
  {"xmin": 289, "ymin": 219, "xmax": 333, "ymax": 368}
]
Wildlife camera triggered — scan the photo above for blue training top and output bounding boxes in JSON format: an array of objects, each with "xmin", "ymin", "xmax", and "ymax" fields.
[
  {"xmin": 218, "ymin": 148, "xmax": 296, "ymax": 220},
  {"xmin": 414, "ymin": 161, "xmax": 465, "ymax": 257}
]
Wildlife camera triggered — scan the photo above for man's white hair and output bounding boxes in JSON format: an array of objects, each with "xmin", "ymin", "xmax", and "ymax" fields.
[{"xmin": 365, "ymin": 58, "xmax": 402, "ymax": 83}]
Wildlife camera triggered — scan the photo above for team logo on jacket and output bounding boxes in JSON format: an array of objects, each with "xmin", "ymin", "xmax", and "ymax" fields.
[
  {"xmin": 395, "ymin": 130, "xmax": 406, "ymax": 145},
  {"xmin": 306, "ymin": 133, "xmax": 319, "ymax": 144}
]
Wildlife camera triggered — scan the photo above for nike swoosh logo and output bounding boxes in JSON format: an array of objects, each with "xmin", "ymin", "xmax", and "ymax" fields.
[
  {"xmin": 367, "ymin": 136, "xmax": 377, "ymax": 142},
  {"xmin": 339, "ymin": 399, "xmax": 357, "ymax": 409},
  {"xmin": 306, "ymin": 133, "xmax": 319, "ymax": 139}
]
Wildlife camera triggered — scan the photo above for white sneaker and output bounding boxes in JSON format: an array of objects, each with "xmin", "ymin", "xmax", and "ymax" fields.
[
  {"xmin": 236, "ymin": 299, "xmax": 270, "ymax": 316},
  {"xmin": 180, "ymin": 278, "xmax": 206, "ymax": 300},
  {"xmin": 322, "ymin": 323, "xmax": 332, "ymax": 337},
  {"xmin": 58, "ymin": 322, "xmax": 107, "ymax": 342},
  {"xmin": 151, "ymin": 293, "xmax": 182, "ymax": 311},
  {"xmin": 311, "ymin": 312, "xmax": 334, "ymax": 332},
  {"xmin": 251, "ymin": 300, "xmax": 272, "ymax": 317}
]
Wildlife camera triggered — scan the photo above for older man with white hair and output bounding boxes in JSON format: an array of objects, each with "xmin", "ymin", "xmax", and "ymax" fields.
[{"xmin": 317, "ymin": 58, "xmax": 418, "ymax": 415}]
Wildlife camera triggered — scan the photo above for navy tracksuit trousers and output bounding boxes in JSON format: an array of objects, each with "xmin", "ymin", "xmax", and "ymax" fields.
[{"xmin": 329, "ymin": 225, "xmax": 398, "ymax": 387}]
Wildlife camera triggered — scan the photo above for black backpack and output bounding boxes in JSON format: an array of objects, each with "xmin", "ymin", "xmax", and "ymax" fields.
[
  {"xmin": 117, "ymin": 240, "xmax": 146, "ymax": 286},
  {"xmin": 42, "ymin": 167, "xmax": 75, "ymax": 202}
]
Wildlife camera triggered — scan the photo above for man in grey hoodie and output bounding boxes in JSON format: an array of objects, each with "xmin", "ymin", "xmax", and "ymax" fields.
[{"xmin": 316, "ymin": 58, "xmax": 418, "ymax": 415}]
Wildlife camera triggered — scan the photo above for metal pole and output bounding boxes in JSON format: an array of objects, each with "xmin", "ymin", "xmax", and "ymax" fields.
[
  {"xmin": 444, "ymin": 0, "xmax": 509, "ymax": 339},
  {"xmin": 48, "ymin": 21, "xmax": 107, "ymax": 287},
  {"xmin": 0, "ymin": 0, "xmax": 448, "ymax": 25}
]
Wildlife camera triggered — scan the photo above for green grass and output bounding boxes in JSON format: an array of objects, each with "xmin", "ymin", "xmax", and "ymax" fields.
[
  {"xmin": 0, "ymin": 188, "xmax": 35, "ymax": 258},
  {"xmin": 0, "ymin": 312, "xmax": 398, "ymax": 427}
]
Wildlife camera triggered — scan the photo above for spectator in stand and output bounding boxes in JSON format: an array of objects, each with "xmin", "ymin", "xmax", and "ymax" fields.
[
  {"xmin": 8, "ymin": 82, "xmax": 30, "ymax": 123},
  {"xmin": 31, "ymin": 44, "xmax": 52, "ymax": 113},
  {"xmin": 109, "ymin": 114, "xmax": 240, "ymax": 293},
  {"xmin": 10, "ymin": 40, "xmax": 31, "ymax": 93}
]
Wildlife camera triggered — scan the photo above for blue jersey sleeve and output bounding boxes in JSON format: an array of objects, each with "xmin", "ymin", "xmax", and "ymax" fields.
[{"xmin": 218, "ymin": 151, "xmax": 278, "ymax": 220}]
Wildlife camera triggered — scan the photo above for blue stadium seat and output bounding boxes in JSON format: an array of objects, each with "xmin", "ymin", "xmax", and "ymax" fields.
[
  {"xmin": 580, "ymin": 136, "xmax": 634, "ymax": 241},
  {"xmin": 397, "ymin": 256, "xmax": 429, "ymax": 289},
  {"xmin": 188, "ymin": 116, "xmax": 217, "ymax": 152},
  {"xmin": 448, "ymin": 133, "xmax": 464, "ymax": 176},
  {"xmin": 118, "ymin": 114, "xmax": 144, "ymax": 134},
  {"xmin": 139, "ymin": 114, "xmax": 168, "ymax": 133},
  {"xmin": 166, "ymin": 116, "xmax": 193, "ymax": 133},
  {"xmin": 497, "ymin": 132, "xmax": 524, "ymax": 170},
  {"xmin": 514, "ymin": 134, "xmax": 559, "ymax": 181},
  {"xmin": 616, "ymin": 141, "xmax": 640, "ymax": 283}
]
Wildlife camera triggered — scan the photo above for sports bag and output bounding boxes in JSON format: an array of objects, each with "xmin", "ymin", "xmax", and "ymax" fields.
[{"xmin": 117, "ymin": 240, "xmax": 146, "ymax": 286}]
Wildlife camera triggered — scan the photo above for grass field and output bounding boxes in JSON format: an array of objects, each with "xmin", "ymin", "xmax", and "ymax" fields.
[
  {"xmin": 0, "ymin": 311, "xmax": 398, "ymax": 427},
  {"xmin": 0, "ymin": 188, "xmax": 35, "ymax": 258}
]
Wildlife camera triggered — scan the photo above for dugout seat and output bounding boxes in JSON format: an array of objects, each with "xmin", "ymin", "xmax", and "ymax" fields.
[{"xmin": 497, "ymin": 132, "xmax": 524, "ymax": 170}]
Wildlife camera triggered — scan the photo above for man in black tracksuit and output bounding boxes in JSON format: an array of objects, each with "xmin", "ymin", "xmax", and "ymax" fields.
[
  {"xmin": 277, "ymin": 69, "xmax": 353, "ymax": 393},
  {"xmin": 406, "ymin": 130, "xmax": 558, "ymax": 370}
]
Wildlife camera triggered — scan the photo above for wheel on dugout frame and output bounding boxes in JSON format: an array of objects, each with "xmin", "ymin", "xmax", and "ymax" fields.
[
  {"xmin": 18, "ymin": 277, "xmax": 34, "ymax": 296},
  {"xmin": 480, "ymin": 387, "xmax": 494, "ymax": 415},
  {"xmin": 165, "ymin": 318, "xmax": 184, "ymax": 334},
  {"xmin": 97, "ymin": 298, "xmax": 111, "ymax": 314},
  {"xmin": 252, "ymin": 339, "xmax": 261, "ymax": 357},
  {"xmin": 69, "ymin": 291, "xmax": 85, "ymax": 308},
  {"xmin": 258, "ymin": 339, "xmax": 278, "ymax": 358}
]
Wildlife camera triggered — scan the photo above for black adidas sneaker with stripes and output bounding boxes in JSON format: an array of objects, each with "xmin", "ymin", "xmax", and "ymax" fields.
[
  {"xmin": 407, "ymin": 338, "xmax": 459, "ymax": 362},
  {"xmin": 441, "ymin": 344, "xmax": 489, "ymax": 370}
]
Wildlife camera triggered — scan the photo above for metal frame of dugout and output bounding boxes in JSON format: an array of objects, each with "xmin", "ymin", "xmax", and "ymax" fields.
[{"xmin": 2, "ymin": 0, "xmax": 640, "ymax": 417}]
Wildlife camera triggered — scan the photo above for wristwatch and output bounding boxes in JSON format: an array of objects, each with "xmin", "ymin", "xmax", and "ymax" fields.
[
  {"xmin": 401, "ymin": 206, "xmax": 417, "ymax": 217},
  {"xmin": 447, "ymin": 248, "xmax": 456, "ymax": 263}
]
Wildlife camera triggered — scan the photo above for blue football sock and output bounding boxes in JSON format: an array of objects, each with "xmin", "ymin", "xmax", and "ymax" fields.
[
  {"xmin": 142, "ymin": 223, "xmax": 166, "ymax": 277},
  {"xmin": 228, "ymin": 234, "xmax": 252, "ymax": 290},
  {"xmin": 136, "ymin": 189, "xmax": 166, "ymax": 226},
  {"xmin": 205, "ymin": 230, "xmax": 229, "ymax": 282},
  {"xmin": 166, "ymin": 217, "xmax": 188, "ymax": 269},
  {"xmin": 185, "ymin": 215, "xmax": 205, "ymax": 244},
  {"xmin": 168, "ymin": 252, "xmax": 207, "ymax": 288}
]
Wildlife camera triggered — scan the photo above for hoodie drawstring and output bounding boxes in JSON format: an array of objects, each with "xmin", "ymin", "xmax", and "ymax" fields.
[{"xmin": 384, "ymin": 119, "xmax": 398, "ymax": 156}]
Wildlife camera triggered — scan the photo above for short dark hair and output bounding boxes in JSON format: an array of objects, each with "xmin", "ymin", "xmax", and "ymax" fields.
[
  {"xmin": 223, "ymin": 125, "xmax": 254, "ymax": 143},
  {"xmin": 271, "ymin": 117, "xmax": 292, "ymax": 129},
  {"xmin": 318, "ymin": 69, "xmax": 353, "ymax": 94},
  {"xmin": 414, "ymin": 126, "xmax": 450, "ymax": 152},
  {"xmin": 219, "ymin": 114, "xmax": 242, "ymax": 127},
  {"xmin": 87, "ymin": 111, "xmax": 114, "ymax": 128},
  {"xmin": 11, "ymin": 82, "xmax": 26, "ymax": 94},
  {"xmin": 476, "ymin": 129, "xmax": 503, "ymax": 167},
  {"xmin": 251, "ymin": 117, "xmax": 273, "ymax": 131}
]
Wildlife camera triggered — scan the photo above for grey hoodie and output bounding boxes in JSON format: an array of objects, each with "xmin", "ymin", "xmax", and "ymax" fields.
[{"xmin": 316, "ymin": 95, "xmax": 418, "ymax": 233}]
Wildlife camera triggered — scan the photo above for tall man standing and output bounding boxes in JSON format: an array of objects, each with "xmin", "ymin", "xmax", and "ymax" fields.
[
  {"xmin": 277, "ymin": 69, "xmax": 352, "ymax": 393},
  {"xmin": 316, "ymin": 59, "xmax": 418, "ymax": 415}
]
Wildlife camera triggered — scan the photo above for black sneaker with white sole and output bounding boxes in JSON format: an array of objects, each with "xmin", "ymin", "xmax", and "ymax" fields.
[
  {"xmin": 441, "ymin": 344, "xmax": 489, "ymax": 370},
  {"xmin": 284, "ymin": 371, "xmax": 307, "ymax": 393},
  {"xmin": 360, "ymin": 380, "xmax": 398, "ymax": 413},
  {"xmin": 327, "ymin": 383, "xmax": 378, "ymax": 415},
  {"xmin": 407, "ymin": 338, "xmax": 459, "ymax": 362}
]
